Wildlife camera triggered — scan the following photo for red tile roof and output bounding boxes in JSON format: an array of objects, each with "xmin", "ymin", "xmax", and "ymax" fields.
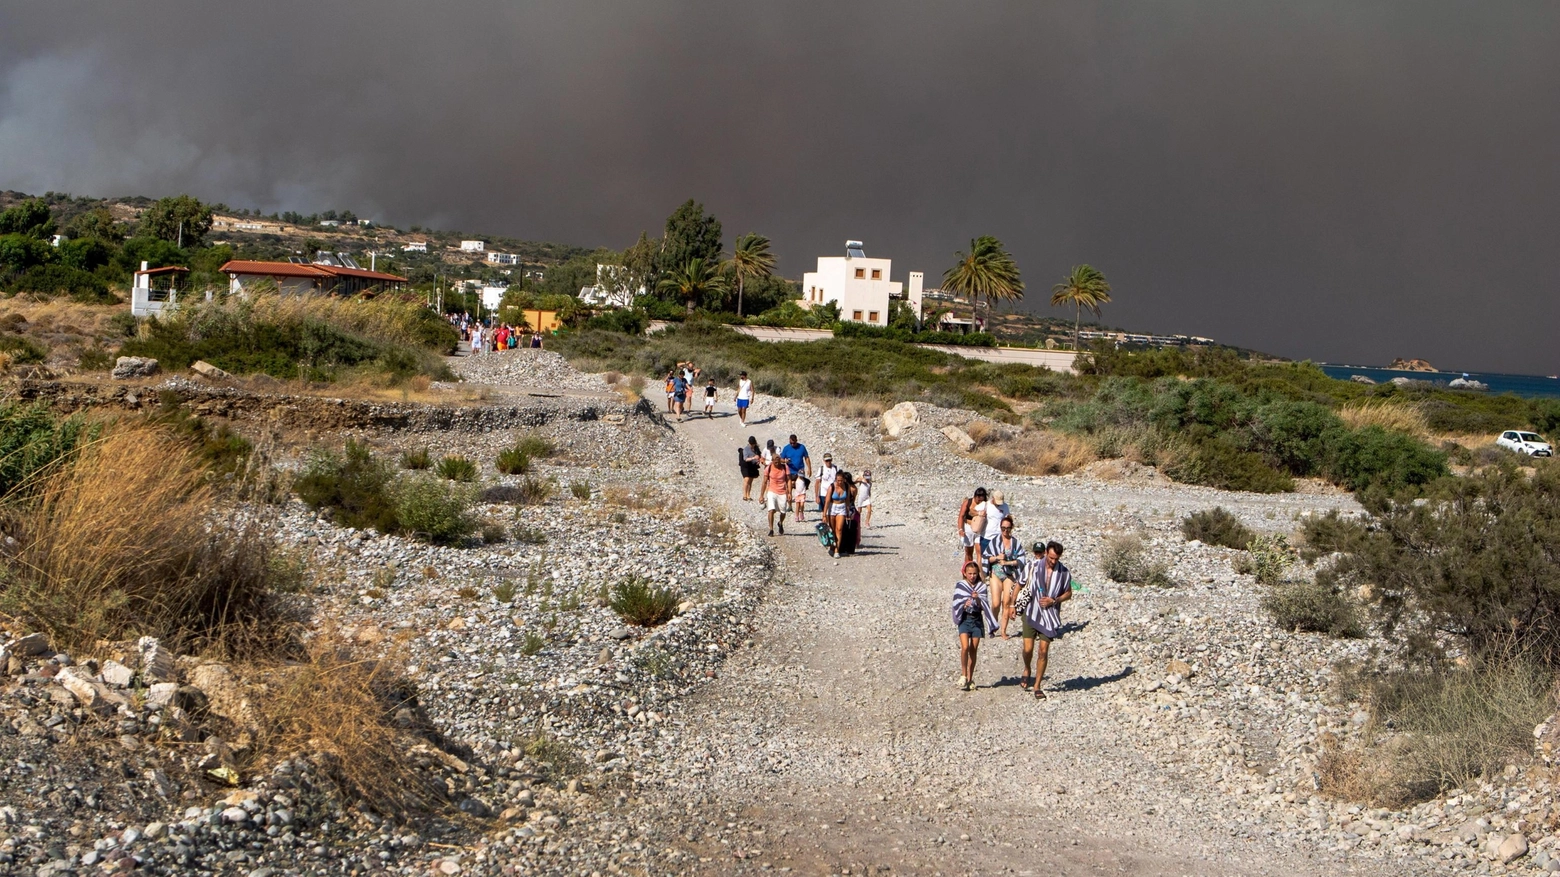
[
  {"xmin": 219, "ymin": 261, "xmax": 406, "ymax": 283},
  {"xmin": 134, "ymin": 265, "xmax": 189, "ymax": 276}
]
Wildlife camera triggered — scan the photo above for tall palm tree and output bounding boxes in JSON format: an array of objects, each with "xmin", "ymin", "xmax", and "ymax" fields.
[
  {"xmin": 657, "ymin": 257, "xmax": 728, "ymax": 316},
  {"xmin": 941, "ymin": 236, "xmax": 1023, "ymax": 328},
  {"xmin": 723, "ymin": 233, "xmax": 775, "ymax": 318},
  {"xmin": 1050, "ymin": 264, "xmax": 1112, "ymax": 352}
]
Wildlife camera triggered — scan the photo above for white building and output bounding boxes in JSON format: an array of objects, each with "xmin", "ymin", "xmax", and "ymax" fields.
[
  {"xmin": 402, "ymin": 241, "xmax": 428, "ymax": 253},
  {"xmin": 460, "ymin": 240, "xmax": 485, "ymax": 253},
  {"xmin": 480, "ymin": 284, "xmax": 508, "ymax": 312},
  {"xmin": 800, "ymin": 241, "xmax": 921, "ymax": 326},
  {"xmin": 486, "ymin": 252, "xmax": 519, "ymax": 266},
  {"xmin": 580, "ymin": 263, "xmax": 644, "ymax": 308}
]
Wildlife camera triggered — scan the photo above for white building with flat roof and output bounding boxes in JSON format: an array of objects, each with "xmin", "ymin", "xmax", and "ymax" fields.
[
  {"xmin": 800, "ymin": 241, "xmax": 920, "ymax": 326},
  {"xmin": 460, "ymin": 240, "xmax": 485, "ymax": 253},
  {"xmin": 486, "ymin": 252, "xmax": 519, "ymax": 265}
]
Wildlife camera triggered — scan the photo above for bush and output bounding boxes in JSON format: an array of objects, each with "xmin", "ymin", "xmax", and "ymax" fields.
[
  {"xmin": 0, "ymin": 426, "xmax": 297, "ymax": 655},
  {"xmin": 0, "ymin": 403, "xmax": 92, "ymax": 499},
  {"xmin": 972, "ymin": 429, "xmax": 1095, "ymax": 476},
  {"xmin": 608, "ymin": 575, "xmax": 680, "ymax": 627},
  {"xmin": 495, "ymin": 446, "xmax": 531, "ymax": 475},
  {"xmin": 1262, "ymin": 579, "xmax": 1364, "ymax": 637},
  {"xmin": 294, "ymin": 440, "xmax": 397, "ymax": 532},
  {"xmin": 1180, "ymin": 507, "xmax": 1255, "ymax": 549},
  {"xmin": 1297, "ymin": 510, "xmax": 1368, "ymax": 562},
  {"xmin": 389, "ymin": 476, "xmax": 475, "ymax": 545},
  {"xmin": 518, "ymin": 475, "xmax": 555, "ymax": 505},
  {"xmin": 77, "ymin": 346, "xmax": 114, "ymax": 371},
  {"xmin": 435, "ymin": 455, "xmax": 478, "ymax": 482},
  {"xmin": 511, "ymin": 524, "xmax": 548, "ymax": 545},
  {"xmin": 399, "ymin": 447, "xmax": 432, "ymax": 470},
  {"xmin": 481, "ymin": 521, "xmax": 508, "ymax": 544},
  {"xmin": 1320, "ymin": 660, "xmax": 1554, "ymax": 806},
  {"xmin": 1326, "ymin": 425, "xmax": 1447, "ymax": 493},
  {"xmin": 1333, "ymin": 463, "xmax": 1560, "ymax": 661},
  {"xmin": 1162, "ymin": 437, "xmax": 1295, "ymax": 493},
  {"xmin": 1100, "ymin": 534, "xmax": 1173, "ymax": 586},
  {"xmin": 583, "ymin": 308, "xmax": 649, "ymax": 336},
  {"xmin": 570, "ymin": 480, "xmax": 591, "ymax": 500},
  {"xmin": 0, "ymin": 333, "xmax": 48, "ymax": 364},
  {"xmin": 1239, "ymin": 533, "xmax": 1293, "ymax": 585},
  {"xmin": 7, "ymin": 264, "xmax": 114, "ymax": 303},
  {"xmin": 514, "ymin": 432, "xmax": 555, "ymax": 459}
]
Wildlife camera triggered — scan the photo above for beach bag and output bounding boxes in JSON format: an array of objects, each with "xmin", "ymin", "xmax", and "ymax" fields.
[
  {"xmin": 815, "ymin": 521, "xmax": 835, "ymax": 548},
  {"xmin": 1013, "ymin": 581, "xmax": 1034, "ymax": 615}
]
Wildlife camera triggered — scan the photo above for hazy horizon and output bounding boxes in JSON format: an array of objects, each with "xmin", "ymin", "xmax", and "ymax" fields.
[{"xmin": 2, "ymin": 2, "xmax": 1557, "ymax": 373}]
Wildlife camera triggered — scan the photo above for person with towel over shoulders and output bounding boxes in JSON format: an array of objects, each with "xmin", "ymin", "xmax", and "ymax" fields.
[
  {"xmin": 952, "ymin": 560, "xmax": 998, "ymax": 692},
  {"xmin": 1018, "ymin": 540, "xmax": 1073, "ymax": 699}
]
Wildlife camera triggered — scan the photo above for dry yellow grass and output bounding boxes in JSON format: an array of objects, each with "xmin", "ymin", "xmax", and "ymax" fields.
[
  {"xmin": 973, "ymin": 429, "xmax": 1096, "ymax": 476},
  {"xmin": 810, "ymin": 396, "xmax": 885, "ymax": 424},
  {"xmin": 1339, "ymin": 400, "xmax": 1431, "ymax": 439},
  {"xmin": 259, "ymin": 633, "xmax": 444, "ymax": 820},
  {"xmin": 0, "ymin": 424, "xmax": 294, "ymax": 655}
]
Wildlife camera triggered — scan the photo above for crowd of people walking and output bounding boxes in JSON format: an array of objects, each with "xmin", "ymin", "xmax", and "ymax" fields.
[{"xmin": 449, "ymin": 313, "xmax": 545, "ymax": 354}]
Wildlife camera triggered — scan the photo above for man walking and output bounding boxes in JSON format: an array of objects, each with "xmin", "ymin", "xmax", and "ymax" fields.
[
  {"xmin": 1019, "ymin": 541, "xmax": 1073, "ymax": 699},
  {"xmin": 760, "ymin": 453, "xmax": 791, "ymax": 537},
  {"xmin": 735, "ymin": 371, "xmax": 754, "ymax": 425},
  {"xmin": 777, "ymin": 435, "xmax": 811, "ymax": 522}
]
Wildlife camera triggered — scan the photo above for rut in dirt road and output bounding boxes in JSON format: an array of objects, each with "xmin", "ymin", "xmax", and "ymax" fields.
[{"xmin": 649, "ymin": 398, "xmax": 1417, "ymax": 877}]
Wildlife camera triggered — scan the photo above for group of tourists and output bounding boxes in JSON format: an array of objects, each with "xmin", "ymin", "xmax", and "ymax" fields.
[
  {"xmin": 449, "ymin": 313, "xmax": 544, "ymax": 355},
  {"xmin": 950, "ymin": 485, "xmax": 1073, "ymax": 696},
  {"xmin": 739, "ymin": 433, "xmax": 873, "ymax": 556},
  {"xmin": 665, "ymin": 365, "xmax": 758, "ymax": 424}
]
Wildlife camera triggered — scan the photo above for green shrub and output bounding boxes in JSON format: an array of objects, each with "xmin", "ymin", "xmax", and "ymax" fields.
[
  {"xmin": 511, "ymin": 524, "xmax": 548, "ymax": 545},
  {"xmin": 0, "ymin": 334, "xmax": 48, "ymax": 364},
  {"xmin": 436, "ymin": 455, "xmax": 478, "ymax": 482},
  {"xmin": 1239, "ymin": 533, "xmax": 1293, "ymax": 585},
  {"xmin": 0, "ymin": 404, "xmax": 91, "ymax": 500},
  {"xmin": 76, "ymin": 346, "xmax": 114, "ymax": 371},
  {"xmin": 583, "ymin": 308, "xmax": 649, "ymax": 335},
  {"xmin": 293, "ymin": 440, "xmax": 397, "ymax": 532},
  {"xmin": 389, "ymin": 475, "xmax": 475, "ymax": 545},
  {"xmin": 570, "ymin": 480, "xmax": 591, "ymax": 500},
  {"xmin": 481, "ymin": 521, "xmax": 508, "ymax": 544},
  {"xmin": 1101, "ymin": 534, "xmax": 1173, "ymax": 585},
  {"xmin": 495, "ymin": 446, "xmax": 531, "ymax": 475},
  {"xmin": 399, "ymin": 447, "xmax": 432, "ymax": 470},
  {"xmin": 8, "ymin": 264, "xmax": 114, "ymax": 303},
  {"xmin": 513, "ymin": 432, "xmax": 555, "ymax": 459},
  {"xmin": 1163, "ymin": 437, "xmax": 1295, "ymax": 494},
  {"xmin": 1298, "ymin": 510, "xmax": 1368, "ymax": 562},
  {"xmin": 1180, "ymin": 507, "xmax": 1255, "ymax": 549},
  {"xmin": 520, "ymin": 630, "xmax": 545, "ymax": 656},
  {"xmin": 1326, "ymin": 425, "xmax": 1447, "ymax": 493},
  {"xmin": 608, "ymin": 575, "xmax": 680, "ymax": 627},
  {"xmin": 492, "ymin": 580, "xmax": 517, "ymax": 603},
  {"xmin": 1262, "ymin": 579, "xmax": 1364, "ymax": 637},
  {"xmin": 518, "ymin": 475, "xmax": 555, "ymax": 505}
]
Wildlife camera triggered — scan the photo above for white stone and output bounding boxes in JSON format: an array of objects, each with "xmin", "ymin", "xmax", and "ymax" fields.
[
  {"xmin": 881, "ymin": 402, "xmax": 919, "ymax": 438},
  {"xmin": 100, "ymin": 660, "xmax": 134, "ymax": 688},
  {"xmin": 939, "ymin": 425, "xmax": 976, "ymax": 453}
]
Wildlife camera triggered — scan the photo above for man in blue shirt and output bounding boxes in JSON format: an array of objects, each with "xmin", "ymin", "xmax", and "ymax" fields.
[
  {"xmin": 778, "ymin": 434, "xmax": 810, "ymax": 479},
  {"xmin": 672, "ymin": 374, "xmax": 689, "ymax": 421}
]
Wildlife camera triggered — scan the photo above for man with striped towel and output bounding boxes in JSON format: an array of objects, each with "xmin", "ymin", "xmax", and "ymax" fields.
[{"xmin": 1019, "ymin": 541, "xmax": 1073, "ymax": 699}]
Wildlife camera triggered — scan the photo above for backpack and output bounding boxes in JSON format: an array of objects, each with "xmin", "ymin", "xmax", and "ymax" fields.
[{"xmin": 665, "ymin": 378, "xmax": 675, "ymax": 393}]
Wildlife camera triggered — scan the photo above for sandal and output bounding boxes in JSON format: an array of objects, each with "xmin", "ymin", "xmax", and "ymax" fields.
[
  {"xmin": 1020, "ymin": 676, "xmax": 1032, "ymax": 691},
  {"xmin": 1034, "ymin": 687, "xmax": 1047, "ymax": 700}
]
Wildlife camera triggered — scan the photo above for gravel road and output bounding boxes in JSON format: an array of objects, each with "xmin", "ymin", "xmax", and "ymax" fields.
[{"xmin": 647, "ymin": 396, "xmax": 1430, "ymax": 877}]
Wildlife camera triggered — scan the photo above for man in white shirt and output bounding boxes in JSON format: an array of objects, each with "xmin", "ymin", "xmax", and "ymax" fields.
[
  {"xmin": 814, "ymin": 453, "xmax": 838, "ymax": 514},
  {"xmin": 735, "ymin": 371, "xmax": 754, "ymax": 425}
]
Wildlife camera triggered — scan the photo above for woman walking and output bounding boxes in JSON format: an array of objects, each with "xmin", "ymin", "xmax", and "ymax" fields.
[
  {"xmin": 821, "ymin": 470, "xmax": 856, "ymax": 558},
  {"xmin": 952, "ymin": 561, "xmax": 997, "ymax": 691},
  {"xmin": 956, "ymin": 487, "xmax": 990, "ymax": 567},
  {"xmin": 856, "ymin": 469, "xmax": 874, "ymax": 529},
  {"xmin": 987, "ymin": 517, "xmax": 1027, "ymax": 638},
  {"xmin": 740, "ymin": 436, "xmax": 763, "ymax": 501}
]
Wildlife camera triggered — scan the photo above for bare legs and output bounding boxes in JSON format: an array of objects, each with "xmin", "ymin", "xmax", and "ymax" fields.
[
  {"xmin": 1021, "ymin": 636, "xmax": 1050, "ymax": 696},
  {"xmin": 959, "ymin": 632, "xmax": 981, "ymax": 689},
  {"xmin": 994, "ymin": 575, "xmax": 1015, "ymax": 638},
  {"xmin": 829, "ymin": 514, "xmax": 845, "ymax": 555},
  {"xmin": 742, "ymin": 475, "xmax": 755, "ymax": 501}
]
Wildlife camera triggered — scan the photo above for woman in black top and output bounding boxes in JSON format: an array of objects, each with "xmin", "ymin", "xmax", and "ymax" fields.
[{"xmin": 740, "ymin": 436, "xmax": 763, "ymax": 501}]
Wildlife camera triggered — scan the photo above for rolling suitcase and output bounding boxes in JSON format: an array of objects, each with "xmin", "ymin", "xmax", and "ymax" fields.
[{"xmin": 837, "ymin": 510, "xmax": 860, "ymax": 555}]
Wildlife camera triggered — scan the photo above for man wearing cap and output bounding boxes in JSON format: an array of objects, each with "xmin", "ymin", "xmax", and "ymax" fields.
[
  {"xmin": 814, "ymin": 453, "xmax": 838, "ymax": 514},
  {"xmin": 1019, "ymin": 540, "xmax": 1073, "ymax": 698}
]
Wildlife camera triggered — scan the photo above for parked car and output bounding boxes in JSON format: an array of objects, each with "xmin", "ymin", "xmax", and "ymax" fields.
[{"xmin": 1496, "ymin": 430, "xmax": 1553, "ymax": 457}]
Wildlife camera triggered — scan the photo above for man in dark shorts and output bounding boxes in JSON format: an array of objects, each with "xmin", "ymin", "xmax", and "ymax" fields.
[{"xmin": 1019, "ymin": 540, "xmax": 1073, "ymax": 698}]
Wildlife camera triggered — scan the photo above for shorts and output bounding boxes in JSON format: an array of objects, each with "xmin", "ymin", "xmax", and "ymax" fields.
[
  {"xmin": 763, "ymin": 491, "xmax": 788, "ymax": 512},
  {"xmin": 741, "ymin": 461, "xmax": 761, "ymax": 478},
  {"xmin": 957, "ymin": 612, "xmax": 985, "ymax": 638},
  {"xmin": 857, "ymin": 497, "xmax": 871, "ymax": 508},
  {"xmin": 737, "ymin": 398, "xmax": 750, "ymax": 410},
  {"xmin": 704, "ymin": 398, "xmax": 714, "ymax": 408},
  {"xmin": 674, "ymin": 393, "xmax": 686, "ymax": 404},
  {"xmin": 961, "ymin": 528, "xmax": 981, "ymax": 549},
  {"xmin": 1020, "ymin": 617, "xmax": 1053, "ymax": 642}
]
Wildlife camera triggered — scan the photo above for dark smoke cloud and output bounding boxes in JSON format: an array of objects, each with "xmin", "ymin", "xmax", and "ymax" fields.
[{"xmin": 2, "ymin": 2, "xmax": 1558, "ymax": 373}]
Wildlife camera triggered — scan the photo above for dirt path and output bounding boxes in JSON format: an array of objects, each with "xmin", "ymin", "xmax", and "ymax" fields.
[{"xmin": 655, "ymin": 403, "xmax": 1408, "ymax": 877}]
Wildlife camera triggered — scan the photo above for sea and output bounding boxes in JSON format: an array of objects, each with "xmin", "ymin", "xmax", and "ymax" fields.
[{"xmin": 1318, "ymin": 365, "xmax": 1560, "ymax": 400}]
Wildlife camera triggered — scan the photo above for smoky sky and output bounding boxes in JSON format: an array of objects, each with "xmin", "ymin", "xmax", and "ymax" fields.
[{"xmin": 2, "ymin": 2, "xmax": 1558, "ymax": 373}]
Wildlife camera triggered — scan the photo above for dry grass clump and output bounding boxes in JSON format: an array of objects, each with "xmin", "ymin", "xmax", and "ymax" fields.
[
  {"xmin": 260, "ymin": 634, "xmax": 445, "ymax": 820},
  {"xmin": 1320, "ymin": 660, "xmax": 1554, "ymax": 806},
  {"xmin": 973, "ymin": 429, "xmax": 1096, "ymax": 476},
  {"xmin": 1100, "ymin": 533, "xmax": 1174, "ymax": 587},
  {"xmin": 608, "ymin": 575, "xmax": 680, "ymax": 627},
  {"xmin": 602, "ymin": 484, "xmax": 684, "ymax": 514},
  {"xmin": 1338, "ymin": 400, "xmax": 1431, "ymax": 439},
  {"xmin": 811, "ymin": 396, "xmax": 885, "ymax": 425},
  {"xmin": 0, "ymin": 425, "xmax": 299, "ymax": 656}
]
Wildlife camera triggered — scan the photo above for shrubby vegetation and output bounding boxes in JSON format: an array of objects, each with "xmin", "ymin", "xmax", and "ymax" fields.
[
  {"xmin": 120, "ymin": 292, "xmax": 457, "ymax": 384},
  {"xmin": 1180, "ymin": 507, "xmax": 1254, "ymax": 549},
  {"xmin": 295, "ymin": 440, "xmax": 478, "ymax": 545}
]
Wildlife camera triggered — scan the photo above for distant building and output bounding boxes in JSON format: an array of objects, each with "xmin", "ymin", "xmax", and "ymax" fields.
[
  {"xmin": 220, "ymin": 256, "xmax": 407, "ymax": 297},
  {"xmin": 580, "ymin": 264, "xmax": 643, "ymax": 308},
  {"xmin": 486, "ymin": 252, "xmax": 519, "ymax": 266},
  {"xmin": 479, "ymin": 284, "xmax": 508, "ymax": 312},
  {"xmin": 800, "ymin": 240, "xmax": 920, "ymax": 327},
  {"xmin": 460, "ymin": 240, "xmax": 485, "ymax": 253},
  {"xmin": 130, "ymin": 262, "xmax": 190, "ymax": 317},
  {"xmin": 318, "ymin": 220, "xmax": 341, "ymax": 228},
  {"xmin": 402, "ymin": 241, "xmax": 428, "ymax": 253},
  {"xmin": 1078, "ymin": 329, "xmax": 1216, "ymax": 348},
  {"xmin": 356, "ymin": 219, "xmax": 372, "ymax": 227}
]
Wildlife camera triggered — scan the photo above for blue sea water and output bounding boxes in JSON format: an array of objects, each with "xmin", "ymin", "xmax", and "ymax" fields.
[{"xmin": 1318, "ymin": 365, "xmax": 1560, "ymax": 399}]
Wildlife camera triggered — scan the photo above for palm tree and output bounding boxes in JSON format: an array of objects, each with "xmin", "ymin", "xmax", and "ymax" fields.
[
  {"xmin": 723, "ymin": 233, "xmax": 775, "ymax": 318},
  {"xmin": 657, "ymin": 257, "xmax": 728, "ymax": 316},
  {"xmin": 941, "ymin": 236, "xmax": 1023, "ymax": 328},
  {"xmin": 1050, "ymin": 264, "xmax": 1112, "ymax": 353}
]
